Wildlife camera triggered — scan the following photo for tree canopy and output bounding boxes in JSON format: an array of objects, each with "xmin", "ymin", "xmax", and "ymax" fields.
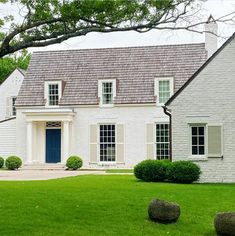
[
  {"xmin": 0, "ymin": 0, "xmax": 234, "ymax": 58},
  {"xmin": 0, "ymin": 49, "xmax": 31, "ymax": 83}
]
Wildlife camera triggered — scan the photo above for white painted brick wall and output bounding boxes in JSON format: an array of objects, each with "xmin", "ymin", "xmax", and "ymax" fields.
[
  {"xmin": 16, "ymin": 105, "xmax": 169, "ymax": 167},
  {"xmin": 168, "ymin": 38, "xmax": 235, "ymax": 183},
  {"xmin": 0, "ymin": 69, "xmax": 24, "ymax": 120}
]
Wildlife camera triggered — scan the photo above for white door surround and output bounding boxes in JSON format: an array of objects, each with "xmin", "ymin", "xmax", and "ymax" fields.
[{"xmin": 23, "ymin": 109, "xmax": 75, "ymax": 164}]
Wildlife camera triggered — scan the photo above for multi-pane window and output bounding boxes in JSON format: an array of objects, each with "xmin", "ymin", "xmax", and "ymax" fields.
[
  {"xmin": 102, "ymin": 82, "xmax": 113, "ymax": 105},
  {"xmin": 156, "ymin": 123, "xmax": 170, "ymax": 160},
  {"xmin": 191, "ymin": 126, "xmax": 205, "ymax": 155},
  {"xmin": 48, "ymin": 84, "xmax": 59, "ymax": 106},
  {"xmin": 12, "ymin": 97, "xmax": 17, "ymax": 116},
  {"xmin": 158, "ymin": 80, "xmax": 171, "ymax": 104},
  {"xmin": 100, "ymin": 124, "xmax": 116, "ymax": 162}
]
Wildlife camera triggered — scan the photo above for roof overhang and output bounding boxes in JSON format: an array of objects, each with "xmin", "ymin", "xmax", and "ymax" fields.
[{"xmin": 23, "ymin": 108, "xmax": 76, "ymax": 122}]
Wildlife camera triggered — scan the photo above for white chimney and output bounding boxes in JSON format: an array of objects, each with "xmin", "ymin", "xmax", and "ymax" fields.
[{"xmin": 205, "ymin": 15, "xmax": 218, "ymax": 58}]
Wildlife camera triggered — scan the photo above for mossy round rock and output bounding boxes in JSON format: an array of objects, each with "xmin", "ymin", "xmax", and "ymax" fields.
[
  {"xmin": 214, "ymin": 212, "xmax": 235, "ymax": 236},
  {"xmin": 148, "ymin": 199, "xmax": 180, "ymax": 224}
]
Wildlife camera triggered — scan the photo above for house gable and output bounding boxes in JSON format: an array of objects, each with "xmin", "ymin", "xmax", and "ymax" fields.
[
  {"xmin": 166, "ymin": 32, "xmax": 235, "ymax": 107},
  {"xmin": 0, "ymin": 68, "xmax": 24, "ymax": 120},
  {"xmin": 167, "ymin": 32, "xmax": 235, "ymax": 182}
]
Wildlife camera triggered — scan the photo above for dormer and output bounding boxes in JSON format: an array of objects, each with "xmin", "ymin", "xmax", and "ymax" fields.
[
  {"xmin": 154, "ymin": 77, "xmax": 174, "ymax": 106},
  {"xmin": 98, "ymin": 79, "xmax": 116, "ymax": 107},
  {"xmin": 44, "ymin": 81, "xmax": 63, "ymax": 107}
]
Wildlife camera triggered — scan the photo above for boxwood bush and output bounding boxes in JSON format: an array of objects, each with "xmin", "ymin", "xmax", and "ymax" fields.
[
  {"xmin": 0, "ymin": 157, "xmax": 4, "ymax": 168},
  {"xmin": 134, "ymin": 160, "xmax": 170, "ymax": 182},
  {"xmin": 5, "ymin": 156, "xmax": 22, "ymax": 170},
  {"xmin": 167, "ymin": 161, "xmax": 201, "ymax": 183},
  {"xmin": 66, "ymin": 156, "xmax": 83, "ymax": 170}
]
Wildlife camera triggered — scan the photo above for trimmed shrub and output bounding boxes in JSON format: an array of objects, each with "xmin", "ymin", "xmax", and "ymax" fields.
[
  {"xmin": 66, "ymin": 156, "xmax": 83, "ymax": 170},
  {"xmin": 0, "ymin": 157, "xmax": 4, "ymax": 168},
  {"xmin": 134, "ymin": 160, "xmax": 170, "ymax": 182},
  {"xmin": 5, "ymin": 156, "xmax": 22, "ymax": 170},
  {"xmin": 166, "ymin": 161, "xmax": 201, "ymax": 183}
]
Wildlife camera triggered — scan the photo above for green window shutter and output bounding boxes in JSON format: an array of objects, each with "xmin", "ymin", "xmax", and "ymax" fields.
[
  {"xmin": 116, "ymin": 124, "xmax": 124, "ymax": 163},
  {"xmin": 146, "ymin": 123, "xmax": 155, "ymax": 159},
  {"xmin": 208, "ymin": 125, "xmax": 223, "ymax": 158},
  {"xmin": 90, "ymin": 124, "xmax": 98, "ymax": 163}
]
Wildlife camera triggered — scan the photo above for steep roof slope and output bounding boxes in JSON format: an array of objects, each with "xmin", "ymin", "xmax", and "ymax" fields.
[
  {"xmin": 166, "ymin": 33, "xmax": 235, "ymax": 106},
  {"xmin": 16, "ymin": 43, "xmax": 206, "ymax": 106}
]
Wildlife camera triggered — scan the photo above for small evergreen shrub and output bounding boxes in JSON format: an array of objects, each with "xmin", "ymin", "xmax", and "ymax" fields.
[
  {"xmin": 66, "ymin": 156, "xmax": 83, "ymax": 170},
  {"xmin": 0, "ymin": 157, "xmax": 4, "ymax": 168},
  {"xmin": 5, "ymin": 156, "xmax": 22, "ymax": 170},
  {"xmin": 134, "ymin": 160, "xmax": 170, "ymax": 182},
  {"xmin": 166, "ymin": 161, "xmax": 201, "ymax": 183}
]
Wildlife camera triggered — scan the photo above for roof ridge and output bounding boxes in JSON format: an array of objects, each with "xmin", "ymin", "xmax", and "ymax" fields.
[{"xmin": 33, "ymin": 42, "xmax": 205, "ymax": 54}]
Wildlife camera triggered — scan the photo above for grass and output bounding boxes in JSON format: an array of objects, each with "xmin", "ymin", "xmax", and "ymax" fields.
[
  {"xmin": 0, "ymin": 167, "xmax": 7, "ymax": 170},
  {"xmin": 105, "ymin": 169, "xmax": 133, "ymax": 173},
  {"xmin": 0, "ymin": 175, "xmax": 234, "ymax": 236}
]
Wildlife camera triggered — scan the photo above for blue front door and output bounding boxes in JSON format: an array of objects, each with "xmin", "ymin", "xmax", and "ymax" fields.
[{"xmin": 46, "ymin": 129, "xmax": 61, "ymax": 163}]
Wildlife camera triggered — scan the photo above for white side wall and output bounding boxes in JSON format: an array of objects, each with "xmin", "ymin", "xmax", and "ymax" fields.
[
  {"xmin": 0, "ymin": 69, "xmax": 24, "ymax": 120},
  {"xmin": 16, "ymin": 105, "xmax": 169, "ymax": 167},
  {"xmin": 0, "ymin": 119, "xmax": 17, "ymax": 158},
  {"xmin": 168, "ymin": 38, "xmax": 235, "ymax": 183}
]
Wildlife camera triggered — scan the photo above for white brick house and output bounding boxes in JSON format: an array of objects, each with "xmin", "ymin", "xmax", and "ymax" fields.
[
  {"xmin": 14, "ymin": 42, "xmax": 207, "ymax": 168},
  {"xmin": 1, "ymin": 18, "xmax": 221, "ymax": 170},
  {"xmin": 165, "ymin": 33, "xmax": 235, "ymax": 183},
  {"xmin": 0, "ymin": 68, "xmax": 25, "ymax": 157}
]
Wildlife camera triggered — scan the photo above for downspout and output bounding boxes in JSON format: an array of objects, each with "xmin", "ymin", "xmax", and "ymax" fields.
[{"xmin": 162, "ymin": 106, "xmax": 172, "ymax": 162}]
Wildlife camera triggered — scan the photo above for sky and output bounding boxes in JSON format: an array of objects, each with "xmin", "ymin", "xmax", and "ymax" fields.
[{"xmin": 1, "ymin": 0, "xmax": 235, "ymax": 52}]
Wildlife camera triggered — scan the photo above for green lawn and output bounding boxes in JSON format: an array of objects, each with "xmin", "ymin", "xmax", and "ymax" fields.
[
  {"xmin": 0, "ymin": 175, "xmax": 234, "ymax": 236},
  {"xmin": 105, "ymin": 169, "xmax": 133, "ymax": 173}
]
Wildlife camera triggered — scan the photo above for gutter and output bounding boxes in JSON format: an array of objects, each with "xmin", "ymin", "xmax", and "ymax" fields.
[
  {"xmin": 0, "ymin": 117, "xmax": 16, "ymax": 123},
  {"xmin": 162, "ymin": 106, "xmax": 172, "ymax": 162}
]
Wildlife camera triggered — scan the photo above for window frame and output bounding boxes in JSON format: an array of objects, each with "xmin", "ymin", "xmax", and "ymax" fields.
[
  {"xmin": 98, "ymin": 123, "xmax": 116, "ymax": 163},
  {"xmin": 44, "ymin": 81, "xmax": 62, "ymax": 107},
  {"xmin": 188, "ymin": 124, "xmax": 207, "ymax": 159},
  {"xmin": 11, "ymin": 96, "xmax": 17, "ymax": 117},
  {"xmin": 98, "ymin": 79, "xmax": 116, "ymax": 107},
  {"xmin": 155, "ymin": 77, "xmax": 174, "ymax": 106},
  {"xmin": 155, "ymin": 122, "xmax": 170, "ymax": 160}
]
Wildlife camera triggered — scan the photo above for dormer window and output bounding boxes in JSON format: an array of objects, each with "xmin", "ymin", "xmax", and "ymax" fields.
[
  {"xmin": 49, "ymin": 84, "xmax": 59, "ymax": 106},
  {"xmin": 98, "ymin": 79, "xmax": 116, "ymax": 107},
  {"xmin": 44, "ymin": 81, "xmax": 62, "ymax": 107},
  {"xmin": 155, "ymin": 77, "xmax": 174, "ymax": 105}
]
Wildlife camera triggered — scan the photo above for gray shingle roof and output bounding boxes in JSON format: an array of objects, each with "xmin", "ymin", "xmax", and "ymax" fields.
[{"xmin": 16, "ymin": 43, "xmax": 207, "ymax": 106}]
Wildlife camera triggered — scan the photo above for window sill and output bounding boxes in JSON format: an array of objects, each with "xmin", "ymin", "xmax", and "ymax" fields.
[
  {"xmin": 188, "ymin": 156, "xmax": 208, "ymax": 161},
  {"xmin": 99, "ymin": 104, "xmax": 114, "ymax": 108},
  {"xmin": 156, "ymin": 103, "xmax": 166, "ymax": 107},
  {"xmin": 98, "ymin": 162, "xmax": 116, "ymax": 166},
  {"xmin": 45, "ymin": 105, "xmax": 60, "ymax": 108}
]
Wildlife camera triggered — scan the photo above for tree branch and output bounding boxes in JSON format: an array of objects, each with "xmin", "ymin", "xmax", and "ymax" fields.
[{"xmin": 0, "ymin": 0, "xmax": 234, "ymax": 57}]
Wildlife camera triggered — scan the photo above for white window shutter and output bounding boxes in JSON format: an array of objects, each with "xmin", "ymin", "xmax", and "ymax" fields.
[
  {"xmin": 208, "ymin": 125, "xmax": 223, "ymax": 158},
  {"xmin": 6, "ymin": 97, "xmax": 11, "ymax": 118},
  {"xmin": 146, "ymin": 123, "xmax": 155, "ymax": 159},
  {"xmin": 90, "ymin": 124, "xmax": 98, "ymax": 163},
  {"xmin": 116, "ymin": 124, "xmax": 124, "ymax": 163}
]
